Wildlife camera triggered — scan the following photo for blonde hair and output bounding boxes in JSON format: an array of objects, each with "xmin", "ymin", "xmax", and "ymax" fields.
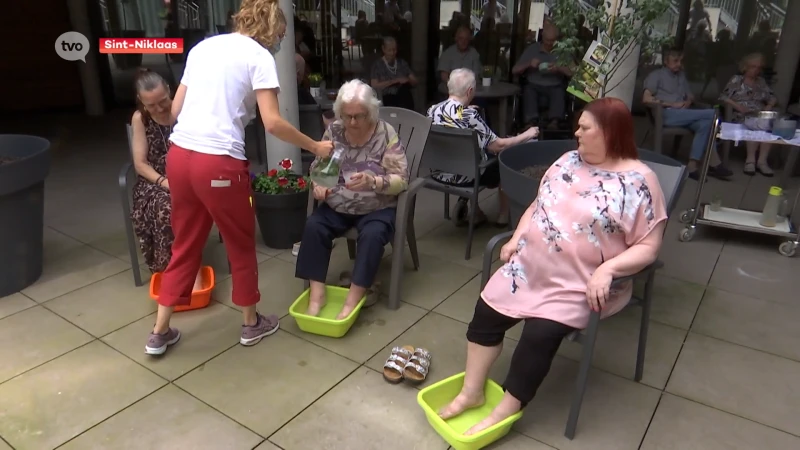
[
  {"xmin": 234, "ymin": 0, "xmax": 286, "ymax": 49},
  {"xmin": 739, "ymin": 53, "xmax": 764, "ymax": 73}
]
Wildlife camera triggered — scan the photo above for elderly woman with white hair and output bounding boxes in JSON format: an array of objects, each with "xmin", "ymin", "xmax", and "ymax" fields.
[{"xmin": 296, "ymin": 80, "xmax": 409, "ymax": 319}]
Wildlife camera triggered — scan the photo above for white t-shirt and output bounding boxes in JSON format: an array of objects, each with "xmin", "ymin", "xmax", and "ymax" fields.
[{"xmin": 170, "ymin": 33, "xmax": 280, "ymax": 160}]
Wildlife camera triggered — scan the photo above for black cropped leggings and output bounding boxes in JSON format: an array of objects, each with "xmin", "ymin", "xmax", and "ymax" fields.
[{"xmin": 466, "ymin": 298, "xmax": 576, "ymax": 406}]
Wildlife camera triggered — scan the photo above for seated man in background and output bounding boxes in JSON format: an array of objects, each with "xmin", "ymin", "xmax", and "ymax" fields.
[
  {"xmin": 512, "ymin": 25, "xmax": 571, "ymax": 130},
  {"xmin": 643, "ymin": 49, "xmax": 732, "ymax": 180},
  {"xmin": 438, "ymin": 26, "xmax": 483, "ymax": 95},
  {"xmin": 427, "ymin": 69, "xmax": 539, "ymax": 227}
]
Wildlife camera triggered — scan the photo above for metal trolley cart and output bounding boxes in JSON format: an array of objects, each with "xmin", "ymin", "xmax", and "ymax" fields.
[{"xmin": 678, "ymin": 111, "xmax": 800, "ymax": 257}]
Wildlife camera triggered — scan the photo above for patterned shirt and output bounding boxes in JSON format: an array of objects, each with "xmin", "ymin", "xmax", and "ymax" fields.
[
  {"xmin": 370, "ymin": 57, "xmax": 412, "ymax": 96},
  {"xmin": 313, "ymin": 119, "xmax": 409, "ymax": 215},
  {"xmin": 720, "ymin": 75, "xmax": 777, "ymax": 123},
  {"xmin": 426, "ymin": 98, "xmax": 498, "ymax": 185},
  {"xmin": 481, "ymin": 151, "xmax": 668, "ymax": 329}
]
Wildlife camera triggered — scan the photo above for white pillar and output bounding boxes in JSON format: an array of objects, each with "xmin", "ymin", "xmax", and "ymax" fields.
[
  {"xmin": 411, "ymin": 0, "xmax": 429, "ymax": 112},
  {"xmin": 66, "ymin": 0, "xmax": 105, "ymax": 116},
  {"xmin": 603, "ymin": 4, "xmax": 640, "ymax": 109},
  {"xmin": 773, "ymin": 0, "xmax": 800, "ymax": 112},
  {"xmin": 264, "ymin": 0, "xmax": 302, "ymax": 173}
]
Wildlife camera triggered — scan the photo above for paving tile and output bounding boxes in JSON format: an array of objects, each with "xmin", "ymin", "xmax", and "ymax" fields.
[
  {"xmin": 558, "ymin": 307, "xmax": 687, "ymax": 390},
  {"xmin": 708, "ymin": 240, "xmax": 800, "ymax": 304},
  {"xmin": 0, "ymin": 293, "xmax": 36, "ymax": 320},
  {"xmin": 667, "ymin": 333, "xmax": 800, "ymax": 435},
  {"xmin": 632, "ymin": 274, "xmax": 706, "ymax": 330},
  {"xmin": 60, "ymin": 385, "xmax": 262, "ymax": 450},
  {"xmin": 693, "ymin": 288, "xmax": 800, "ymax": 361},
  {"xmin": 213, "ymin": 257, "xmax": 305, "ymax": 314},
  {"xmin": 282, "ymin": 301, "xmax": 427, "ymax": 363},
  {"xmin": 365, "ymin": 312, "xmax": 519, "ymax": 388},
  {"xmin": 415, "ymin": 221, "xmax": 504, "ymax": 270},
  {"xmin": 516, "ymin": 357, "xmax": 661, "ymax": 450},
  {"xmin": 375, "ymin": 251, "xmax": 478, "ymax": 310},
  {"xmin": 0, "ymin": 341, "xmax": 165, "ymax": 450},
  {"xmin": 0, "ymin": 438, "xmax": 10, "ymax": 450},
  {"xmin": 0, "ymin": 306, "xmax": 93, "ymax": 383},
  {"xmin": 253, "ymin": 440, "xmax": 282, "ymax": 450},
  {"xmin": 657, "ymin": 220, "xmax": 724, "ymax": 286},
  {"xmin": 484, "ymin": 431, "xmax": 556, "ymax": 449},
  {"xmin": 43, "ymin": 268, "xmax": 156, "ymax": 337},
  {"xmin": 271, "ymin": 367, "xmax": 448, "ymax": 450},
  {"xmin": 103, "ymin": 302, "xmax": 243, "ymax": 381},
  {"xmin": 175, "ymin": 330, "xmax": 358, "ymax": 437},
  {"xmin": 641, "ymin": 394, "xmax": 800, "ymax": 450},
  {"xmin": 21, "ymin": 245, "xmax": 129, "ymax": 302}
]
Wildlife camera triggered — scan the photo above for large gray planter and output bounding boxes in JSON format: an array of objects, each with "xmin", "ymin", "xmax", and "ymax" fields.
[
  {"xmin": 0, "ymin": 135, "xmax": 51, "ymax": 297},
  {"xmin": 499, "ymin": 140, "xmax": 576, "ymax": 226}
]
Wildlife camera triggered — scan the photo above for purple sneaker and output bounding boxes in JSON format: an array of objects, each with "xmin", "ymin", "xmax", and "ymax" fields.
[
  {"xmin": 240, "ymin": 313, "xmax": 280, "ymax": 346},
  {"xmin": 145, "ymin": 327, "xmax": 181, "ymax": 355}
]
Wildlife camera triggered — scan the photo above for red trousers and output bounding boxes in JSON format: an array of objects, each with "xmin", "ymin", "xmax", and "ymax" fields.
[{"xmin": 158, "ymin": 144, "xmax": 260, "ymax": 307}]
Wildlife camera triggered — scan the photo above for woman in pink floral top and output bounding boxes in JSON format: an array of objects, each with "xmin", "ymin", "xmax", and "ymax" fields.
[{"xmin": 439, "ymin": 97, "xmax": 668, "ymax": 435}]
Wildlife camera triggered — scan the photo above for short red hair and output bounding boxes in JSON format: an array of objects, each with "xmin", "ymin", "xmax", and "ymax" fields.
[{"xmin": 581, "ymin": 97, "xmax": 638, "ymax": 160}]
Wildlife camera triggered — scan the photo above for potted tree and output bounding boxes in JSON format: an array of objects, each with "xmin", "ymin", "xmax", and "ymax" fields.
[
  {"xmin": 251, "ymin": 158, "xmax": 310, "ymax": 249},
  {"xmin": 308, "ymin": 73, "xmax": 323, "ymax": 98}
]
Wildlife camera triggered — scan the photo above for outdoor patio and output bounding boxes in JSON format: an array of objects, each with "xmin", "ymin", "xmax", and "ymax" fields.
[{"xmin": 1, "ymin": 109, "xmax": 799, "ymax": 450}]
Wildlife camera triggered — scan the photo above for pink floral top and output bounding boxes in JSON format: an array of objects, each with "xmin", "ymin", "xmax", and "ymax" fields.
[{"xmin": 481, "ymin": 151, "xmax": 668, "ymax": 329}]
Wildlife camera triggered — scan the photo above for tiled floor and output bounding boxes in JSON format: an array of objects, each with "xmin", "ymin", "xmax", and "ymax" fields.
[{"xmin": 1, "ymin": 111, "xmax": 800, "ymax": 450}]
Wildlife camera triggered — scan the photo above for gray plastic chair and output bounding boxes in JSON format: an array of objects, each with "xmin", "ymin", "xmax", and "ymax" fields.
[
  {"xmin": 422, "ymin": 126, "xmax": 497, "ymax": 260},
  {"xmin": 305, "ymin": 107, "xmax": 432, "ymax": 310},
  {"xmin": 479, "ymin": 145, "xmax": 687, "ymax": 440}
]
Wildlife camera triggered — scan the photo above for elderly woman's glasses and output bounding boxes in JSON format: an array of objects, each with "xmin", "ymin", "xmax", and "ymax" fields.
[{"xmin": 342, "ymin": 113, "xmax": 368, "ymax": 122}]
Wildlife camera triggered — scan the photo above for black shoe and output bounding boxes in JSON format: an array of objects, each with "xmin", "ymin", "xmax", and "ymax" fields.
[{"xmin": 708, "ymin": 165, "xmax": 733, "ymax": 180}]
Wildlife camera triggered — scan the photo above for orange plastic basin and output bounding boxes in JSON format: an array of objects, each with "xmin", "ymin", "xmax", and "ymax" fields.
[{"xmin": 149, "ymin": 266, "xmax": 215, "ymax": 312}]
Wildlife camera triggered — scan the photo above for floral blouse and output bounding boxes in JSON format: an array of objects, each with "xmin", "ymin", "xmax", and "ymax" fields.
[
  {"xmin": 480, "ymin": 151, "xmax": 668, "ymax": 329},
  {"xmin": 720, "ymin": 75, "xmax": 776, "ymax": 123},
  {"xmin": 313, "ymin": 119, "xmax": 409, "ymax": 215}
]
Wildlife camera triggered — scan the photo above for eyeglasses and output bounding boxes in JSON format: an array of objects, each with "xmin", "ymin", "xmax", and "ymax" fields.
[{"xmin": 342, "ymin": 113, "xmax": 368, "ymax": 122}]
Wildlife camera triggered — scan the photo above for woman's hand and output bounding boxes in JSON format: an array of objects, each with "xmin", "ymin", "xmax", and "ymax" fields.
[
  {"xmin": 312, "ymin": 183, "xmax": 330, "ymax": 201},
  {"xmin": 734, "ymin": 103, "xmax": 751, "ymax": 113},
  {"xmin": 346, "ymin": 172, "xmax": 375, "ymax": 191},
  {"xmin": 499, "ymin": 238, "xmax": 519, "ymax": 263},
  {"xmin": 585, "ymin": 264, "xmax": 613, "ymax": 313},
  {"xmin": 312, "ymin": 140, "xmax": 335, "ymax": 158}
]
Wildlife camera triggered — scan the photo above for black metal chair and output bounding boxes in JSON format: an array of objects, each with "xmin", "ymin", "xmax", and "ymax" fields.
[
  {"xmin": 304, "ymin": 107, "xmax": 432, "ymax": 309},
  {"xmin": 299, "ymin": 104, "xmax": 326, "ymax": 174},
  {"xmin": 479, "ymin": 146, "xmax": 687, "ymax": 440},
  {"xmin": 422, "ymin": 126, "xmax": 498, "ymax": 260}
]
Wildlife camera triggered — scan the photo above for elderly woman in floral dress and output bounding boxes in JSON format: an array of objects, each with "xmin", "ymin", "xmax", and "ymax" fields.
[
  {"xmin": 295, "ymin": 79, "xmax": 409, "ymax": 320},
  {"xmin": 439, "ymin": 97, "xmax": 668, "ymax": 434}
]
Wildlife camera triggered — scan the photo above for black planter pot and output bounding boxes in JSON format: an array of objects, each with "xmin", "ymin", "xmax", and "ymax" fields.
[
  {"xmin": 0, "ymin": 135, "xmax": 51, "ymax": 297},
  {"xmin": 499, "ymin": 140, "xmax": 576, "ymax": 226},
  {"xmin": 112, "ymin": 30, "xmax": 146, "ymax": 69},
  {"xmin": 253, "ymin": 190, "xmax": 309, "ymax": 249}
]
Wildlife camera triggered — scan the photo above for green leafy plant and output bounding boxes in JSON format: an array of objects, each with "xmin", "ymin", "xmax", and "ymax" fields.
[
  {"xmin": 308, "ymin": 73, "xmax": 323, "ymax": 88},
  {"xmin": 251, "ymin": 159, "xmax": 310, "ymax": 195},
  {"xmin": 549, "ymin": 0, "xmax": 674, "ymax": 96},
  {"xmin": 482, "ymin": 65, "xmax": 494, "ymax": 78}
]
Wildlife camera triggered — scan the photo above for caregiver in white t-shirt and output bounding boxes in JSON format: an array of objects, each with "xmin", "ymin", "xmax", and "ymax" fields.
[{"xmin": 144, "ymin": 0, "xmax": 334, "ymax": 356}]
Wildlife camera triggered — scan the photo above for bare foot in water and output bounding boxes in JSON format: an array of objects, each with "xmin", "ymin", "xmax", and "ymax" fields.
[
  {"xmin": 464, "ymin": 395, "xmax": 522, "ymax": 435},
  {"xmin": 307, "ymin": 292, "xmax": 326, "ymax": 317},
  {"xmin": 438, "ymin": 389, "xmax": 485, "ymax": 420},
  {"xmin": 335, "ymin": 299, "xmax": 360, "ymax": 320}
]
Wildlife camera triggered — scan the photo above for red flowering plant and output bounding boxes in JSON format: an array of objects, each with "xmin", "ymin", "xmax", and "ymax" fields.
[{"xmin": 251, "ymin": 158, "xmax": 310, "ymax": 194}]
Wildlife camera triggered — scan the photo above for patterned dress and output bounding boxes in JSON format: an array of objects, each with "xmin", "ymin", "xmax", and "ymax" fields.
[
  {"xmin": 480, "ymin": 151, "xmax": 668, "ymax": 329},
  {"xmin": 131, "ymin": 118, "xmax": 173, "ymax": 273},
  {"xmin": 720, "ymin": 75, "xmax": 776, "ymax": 123}
]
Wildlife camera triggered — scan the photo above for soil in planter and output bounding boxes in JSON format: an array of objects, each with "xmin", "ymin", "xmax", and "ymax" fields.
[
  {"xmin": 519, "ymin": 165, "xmax": 549, "ymax": 179},
  {"xmin": 0, "ymin": 156, "xmax": 20, "ymax": 166}
]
